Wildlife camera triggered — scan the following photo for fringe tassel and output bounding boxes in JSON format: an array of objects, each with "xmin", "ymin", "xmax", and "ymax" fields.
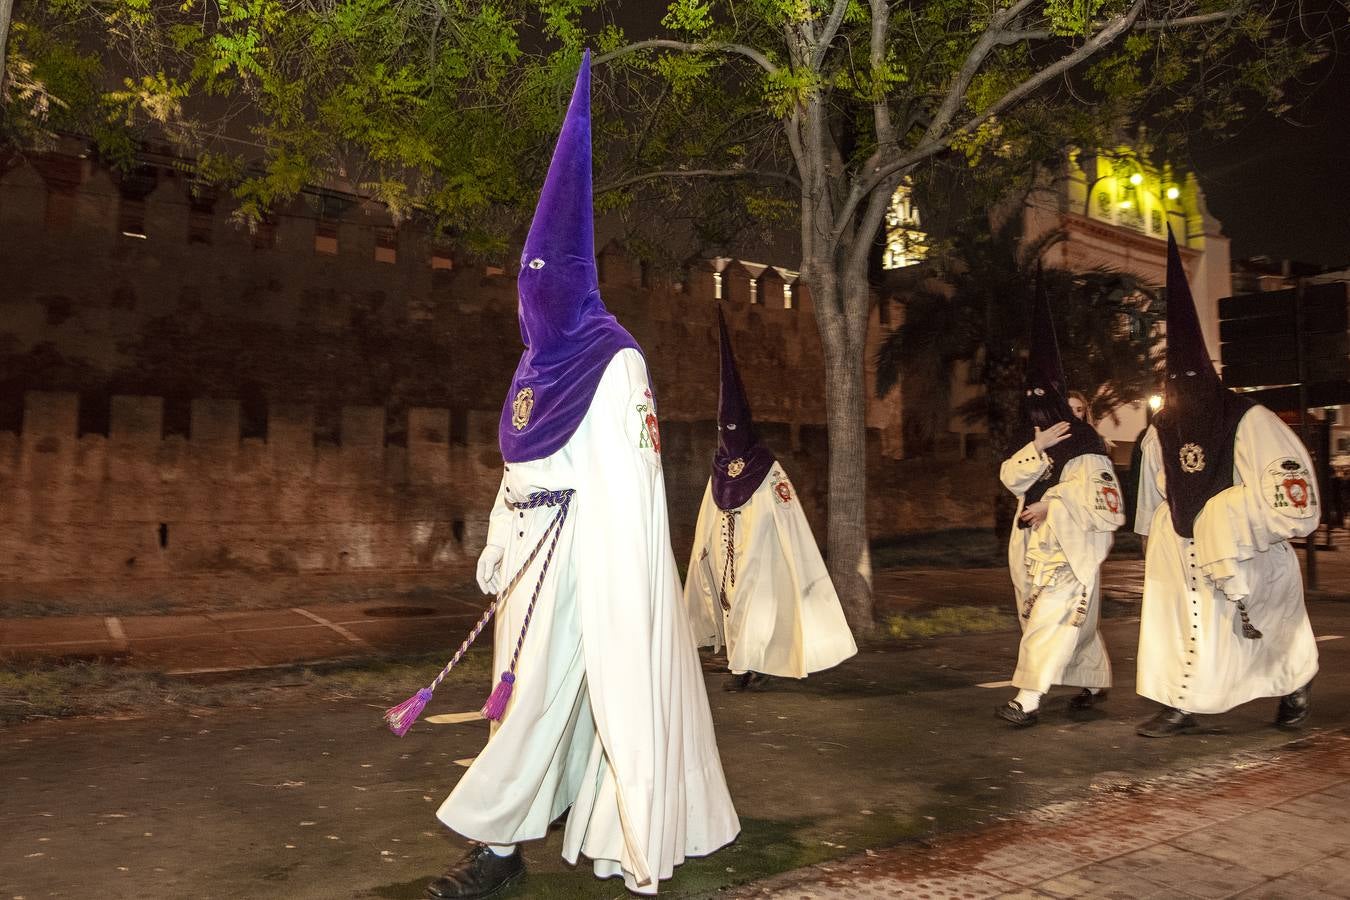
[
  {"xmin": 481, "ymin": 672, "xmax": 515, "ymax": 721},
  {"xmin": 1236, "ymin": 599, "xmax": 1263, "ymax": 640},
  {"xmin": 1068, "ymin": 589, "xmax": 1089, "ymax": 628},
  {"xmin": 384, "ymin": 687, "xmax": 434, "ymax": 737}
]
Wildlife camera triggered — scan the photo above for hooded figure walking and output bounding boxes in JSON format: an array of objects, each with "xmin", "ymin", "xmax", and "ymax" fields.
[
  {"xmin": 1133, "ymin": 232, "xmax": 1319, "ymax": 738},
  {"xmin": 996, "ymin": 273, "xmax": 1123, "ymax": 727},
  {"xmin": 425, "ymin": 53, "xmax": 740, "ymax": 897},
  {"xmin": 684, "ymin": 309, "xmax": 857, "ymax": 691}
]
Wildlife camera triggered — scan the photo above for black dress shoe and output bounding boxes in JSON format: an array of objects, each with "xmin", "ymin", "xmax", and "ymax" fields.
[
  {"xmin": 996, "ymin": 700, "xmax": 1038, "ymax": 727},
  {"xmin": 724, "ymin": 672, "xmax": 752, "ymax": 692},
  {"xmin": 1275, "ymin": 682, "xmax": 1311, "ymax": 729},
  {"xmin": 1136, "ymin": 706, "xmax": 1198, "ymax": 738},
  {"xmin": 426, "ymin": 845, "xmax": 525, "ymax": 899},
  {"xmin": 1069, "ymin": 688, "xmax": 1108, "ymax": 710},
  {"xmin": 744, "ymin": 671, "xmax": 772, "ymax": 691}
]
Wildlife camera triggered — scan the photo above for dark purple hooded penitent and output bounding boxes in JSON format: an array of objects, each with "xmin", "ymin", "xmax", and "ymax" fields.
[
  {"xmin": 711, "ymin": 308, "xmax": 775, "ymax": 510},
  {"xmin": 498, "ymin": 50, "xmax": 641, "ymax": 463},
  {"xmin": 1153, "ymin": 228, "xmax": 1253, "ymax": 538},
  {"xmin": 1011, "ymin": 267, "xmax": 1107, "ymax": 523}
]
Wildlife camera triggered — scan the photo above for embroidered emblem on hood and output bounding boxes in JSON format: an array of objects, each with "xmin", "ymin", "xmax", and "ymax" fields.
[
  {"xmin": 1179, "ymin": 442, "xmax": 1205, "ymax": 473},
  {"xmin": 512, "ymin": 387, "xmax": 535, "ymax": 431}
]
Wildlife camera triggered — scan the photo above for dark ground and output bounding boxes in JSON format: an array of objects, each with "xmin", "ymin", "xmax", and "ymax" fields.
[{"xmin": 3, "ymin": 598, "xmax": 1348, "ymax": 899}]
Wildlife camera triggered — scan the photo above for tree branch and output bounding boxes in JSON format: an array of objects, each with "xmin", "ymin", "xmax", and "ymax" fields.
[
  {"xmin": 870, "ymin": 0, "xmax": 896, "ymax": 147},
  {"xmin": 596, "ymin": 167, "xmax": 801, "ymax": 194},
  {"xmin": 921, "ymin": 0, "xmax": 1039, "ymax": 146},
  {"xmin": 831, "ymin": 0, "xmax": 1148, "ymax": 249},
  {"xmin": 811, "ymin": 0, "xmax": 853, "ymax": 68},
  {"xmin": 1004, "ymin": 8, "xmax": 1242, "ymax": 41},
  {"xmin": 592, "ymin": 39, "xmax": 778, "ymax": 74}
]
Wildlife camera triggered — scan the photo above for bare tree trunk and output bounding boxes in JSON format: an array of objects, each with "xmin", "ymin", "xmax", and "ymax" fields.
[
  {"xmin": 808, "ymin": 251, "xmax": 877, "ymax": 635},
  {"xmin": 0, "ymin": 0, "xmax": 13, "ymax": 90}
]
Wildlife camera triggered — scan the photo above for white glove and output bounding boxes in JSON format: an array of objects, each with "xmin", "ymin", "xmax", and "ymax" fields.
[{"xmin": 476, "ymin": 544, "xmax": 504, "ymax": 595}]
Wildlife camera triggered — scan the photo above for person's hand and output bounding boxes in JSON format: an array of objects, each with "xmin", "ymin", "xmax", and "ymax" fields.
[
  {"xmin": 1033, "ymin": 422, "xmax": 1072, "ymax": 452},
  {"xmin": 476, "ymin": 545, "xmax": 505, "ymax": 594},
  {"xmin": 1019, "ymin": 501, "xmax": 1050, "ymax": 528}
]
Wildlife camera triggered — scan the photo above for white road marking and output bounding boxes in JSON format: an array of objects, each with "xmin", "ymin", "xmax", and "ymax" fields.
[
  {"xmin": 976, "ymin": 680, "xmax": 1015, "ymax": 689},
  {"xmin": 425, "ymin": 712, "xmax": 483, "ymax": 724},
  {"xmin": 291, "ymin": 608, "xmax": 370, "ymax": 646},
  {"xmin": 104, "ymin": 617, "xmax": 127, "ymax": 644}
]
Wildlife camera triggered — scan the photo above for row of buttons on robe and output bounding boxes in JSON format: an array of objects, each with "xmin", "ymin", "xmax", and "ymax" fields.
[{"xmin": 1182, "ymin": 537, "xmax": 1198, "ymax": 703}]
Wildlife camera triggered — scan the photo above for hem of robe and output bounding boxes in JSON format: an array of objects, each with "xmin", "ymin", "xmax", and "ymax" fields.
[
  {"xmin": 1137, "ymin": 661, "xmax": 1319, "ymax": 715},
  {"xmin": 1013, "ymin": 635, "xmax": 1112, "ymax": 693},
  {"xmin": 1014, "ymin": 664, "xmax": 1113, "ymax": 694},
  {"xmin": 723, "ymin": 649, "xmax": 855, "ymax": 679}
]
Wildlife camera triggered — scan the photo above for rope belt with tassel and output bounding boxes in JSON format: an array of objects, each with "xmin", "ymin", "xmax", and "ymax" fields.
[
  {"xmin": 718, "ymin": 510, "xmax": 739, "ymax": 612},
  {"xmin": 1021, "ymin": 566, "xmax": 1089, "ymax": 628},
  {"xmin": 383, "ymin": 488, "xmax": 575, "ymax": 736}
]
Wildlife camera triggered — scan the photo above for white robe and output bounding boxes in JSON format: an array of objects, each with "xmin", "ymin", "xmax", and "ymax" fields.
[
  {"xmin": 437, "ymin": 349, "xmax": 740, "ymax": 893},
  {"xmin": 999, "ymin": 443, "xmax": 1123, "ymax": 693},
  {"xmin": 683, "ymin": 466, "xmax": 857, "ymax": 678},
  {"xmin": 1135, "ymin": 406, "xmax": 1319, "ymax": 714}
]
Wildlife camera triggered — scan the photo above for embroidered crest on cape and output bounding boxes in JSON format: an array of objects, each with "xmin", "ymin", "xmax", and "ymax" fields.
[
  {"xmin": 1090, "ymin": 470, "xmax": 1121, "ymax": 515},
  {"xmin": 1178, "ymin": 442, "xmax": 1205, "ymax": 473},
  {"xmin": 635, "ymin": 389, "xmax": 661, "ymax": 454},
  {"xmin": 511, "ymin": 387, "xmax": 535, "ymax": 431},
  {"xmin": 774, "ymin": 480, "xmax": 792, "ymax": 504},
  {"xmin": 727, "ymin": 458, "xmax": 746, "ymax": 478},
  {"xmin": 1265, "ymin": 457, "xmax": 1316, "ymax": 517}
]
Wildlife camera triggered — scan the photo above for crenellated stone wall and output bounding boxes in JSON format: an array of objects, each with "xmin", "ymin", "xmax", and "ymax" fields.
[{"xmin": 0, "ymin": 149, "xmax": 991, "ymax": 612}]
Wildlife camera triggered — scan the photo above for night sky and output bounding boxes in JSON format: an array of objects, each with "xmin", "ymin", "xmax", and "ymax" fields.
[{"xmin": 1187, "ymin": 52, "xmax": 1350, "ymax": 267}]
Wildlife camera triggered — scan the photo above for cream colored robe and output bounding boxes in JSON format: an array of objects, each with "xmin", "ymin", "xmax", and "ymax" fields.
[
  {"xmin": 684, "ymin": 465, "xmax": 857, "ymax": 678},
  {"xmin": 1135, "ymin": 406, "xmax": 1319, "ymax": 714},
  {"xmin": 1000, "ymin": 443, "xmax": 1123, "ymax": 693},
  {"xmin": 437, "ymin": 349, "xmax": 740, "ymax": 893}
]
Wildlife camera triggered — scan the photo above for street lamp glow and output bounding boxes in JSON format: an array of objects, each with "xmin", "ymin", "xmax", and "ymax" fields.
[
  {"xmin": 1165, "ymin": 186, "xmax": 1180, "ymax": 200},
  {"xmin": 1148, "ymin": 394, "xmax": 1163, "ymax": 411},
  {"xmin": 1118, "ymin": 199, "xmax": 1133, "ymax": 209},
  {"xmin": 1129, "ymin": 172, "xmax": 1144, "ymax": 186}
]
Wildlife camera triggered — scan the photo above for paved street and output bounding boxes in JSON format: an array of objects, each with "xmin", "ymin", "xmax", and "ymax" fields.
[
  {"xmin": 2, "ymin": 594, "xmax": 1347, "ymax": 899},
  {"xmin": 732, "ymin": 734, "xmax": 1350, "ymax": 899}
]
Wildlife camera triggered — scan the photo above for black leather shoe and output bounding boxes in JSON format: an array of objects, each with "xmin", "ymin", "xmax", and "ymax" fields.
[
  {"xmin": 426, "ymin": 845, "xmax": 525, "ymax": 899},
  {"xmin": 744, "ymin": 671, "xmax": 772, "ymax": 691},
  {"xmin": 1136, "ymin": 707, "xmax": 1198, "ymax": 738},
  {"xmin": 996, "ymin": 700, "xmax": 1038, "ymax": 727},
  {"xmin": 724, "ymin": 672, "xmax": 752, "ymax": 692},
  {"xmin": 1275, "ymin": 682, "xmax": 1311, "ymax": 729},
  {"xmin": 1069, "ymin": 688, "xmax": 1108, "ymax": 710}
]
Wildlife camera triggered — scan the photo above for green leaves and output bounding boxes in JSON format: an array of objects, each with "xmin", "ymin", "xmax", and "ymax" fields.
[{"xmin": 662, "ymin": 0, "xmax": 714, "ymax": 34}]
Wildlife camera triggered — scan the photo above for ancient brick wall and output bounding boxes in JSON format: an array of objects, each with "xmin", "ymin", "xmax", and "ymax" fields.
[{"xmin": 0, "ymin": 151, "xmax": 991, "ymax": 612}]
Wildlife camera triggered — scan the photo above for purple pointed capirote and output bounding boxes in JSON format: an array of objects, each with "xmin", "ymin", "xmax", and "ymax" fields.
[
  {"xmin": 498, "ymin": 49, "xmax": 641, "ymax": 463},
  {"xmin": 1024, "ymin": 265, "xmax": 1072, "ymax": 413},
  {"xmin": 1152, "ymin": 226, "xmax": 1253, "ymax": 538},
  {"xmin": 711, "ymin": 307, "xmax": 775, "ymax": 510},
  {"xmin": 1011, "ymin": 265, "xmax": 1105, "ymax": 516},
  {"xmin": 1163, "ymin": 227, "xmax": 1219, "ymax": 383}
]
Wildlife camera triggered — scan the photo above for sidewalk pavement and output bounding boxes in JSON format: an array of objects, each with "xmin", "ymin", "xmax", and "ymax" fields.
[
  {"xmin": 1, "ymin": 549, "xmax": 1344, "ymax": 673},
  {"xmin": 730, "ymin": 733, "xmax": 1350, "ymax": 899}
]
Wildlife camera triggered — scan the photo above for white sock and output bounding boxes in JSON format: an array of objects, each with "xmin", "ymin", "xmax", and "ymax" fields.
[
  {"xmin": 1088, "ymin": 687, "xmax": 1103, "ymax": 695},
  {"xmin": 1013, "ymin": 689, "xmax": 1043, "ymax": 712},
  {"xmin": 488, "ymin": 843, "xmax": 517, "ymax": 858}
]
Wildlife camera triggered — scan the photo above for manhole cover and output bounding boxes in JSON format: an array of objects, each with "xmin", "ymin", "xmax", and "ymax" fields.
[{"xmin": 363, "ymin": 606, "xmax": 437, "ymax": 618}]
